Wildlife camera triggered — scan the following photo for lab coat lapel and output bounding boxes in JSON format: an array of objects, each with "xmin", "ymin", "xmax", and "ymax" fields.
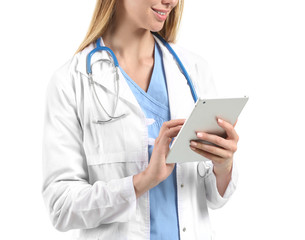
[
  {"xmin": 90, "ymin": 61, "xmax": 139, "ymax": 108},
  {"xmin": 116, "ymin": 69, "xmax": 140, "ymax": 108},
  {"xmin": 155, "ymin": 38, "xmax": 195, "ymax": 119}
]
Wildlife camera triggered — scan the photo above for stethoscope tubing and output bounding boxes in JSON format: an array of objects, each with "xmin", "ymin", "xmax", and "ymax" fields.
[
  {"xmin": 153, "ymin": 33, "xmax": 198, "ymax": 102},
  {"xmin": 86, "ymin": 38, "xmax": 119, "ymax": 75},
  {"xmin": 86, "ymin": 33, "xmax": 198, "ymax": 123}
]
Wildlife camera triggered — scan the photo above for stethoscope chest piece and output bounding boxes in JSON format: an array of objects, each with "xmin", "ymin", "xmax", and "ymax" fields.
[{"xmin": 197, "ymin": 161, "xmax": 212, "ymax": 178}]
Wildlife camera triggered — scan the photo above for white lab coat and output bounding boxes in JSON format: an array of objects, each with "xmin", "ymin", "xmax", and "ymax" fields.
[{"xmin": 42, "ymin": 36, "xmax": 238, "ymax": 240}]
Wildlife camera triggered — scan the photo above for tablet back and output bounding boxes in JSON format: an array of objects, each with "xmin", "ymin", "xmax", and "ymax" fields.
[{"xmin": 166, "ymin": 97, "xmax": 248, "ymax": 164}]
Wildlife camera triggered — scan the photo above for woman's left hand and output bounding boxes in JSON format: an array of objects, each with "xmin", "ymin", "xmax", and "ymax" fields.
[
  {"xmin": 190, "ymin": 118, "xmax": 238, "ymax": 196},
  {"xmin": 190, "ymin": 118, "xmax": 238, "ymax": 176}
]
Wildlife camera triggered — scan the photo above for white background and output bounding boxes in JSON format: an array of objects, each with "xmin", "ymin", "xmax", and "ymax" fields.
[{"xmin": 0, "ymin": 0, "xmax": 304, "ymax": 239}]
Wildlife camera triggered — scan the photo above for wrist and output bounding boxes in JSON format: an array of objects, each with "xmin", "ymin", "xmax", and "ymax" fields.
[
  {"xmin": 213, "ymin": 159, "xmax": 233, "ymax": 197},
  {"xmin": 213, "ymin": 159, "xmax": 233, "ymax": 177},
  {"xmin": 133, "ymin": 167, "xmax": 159, "ymax": 198}
]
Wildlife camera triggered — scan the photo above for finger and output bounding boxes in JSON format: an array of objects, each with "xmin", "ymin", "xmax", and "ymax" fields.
[
  {"xmin": 196, "ymin": 132, "xmax": 236, "ymax": 152},
  {"xmin": 164, "ymin": 119, "xmax": 186, "ymax": 128},
  {"xmin": 233, "ymin": 119, "xmax": 238, "ymax": 127},
  {"xmin": 190, "ymin": 146, "xmax": 224, "ymax": 164},
  {"xmin": 190, "ymin": 141, "xmax": 234, "ymax": 159},
  {"xmin": 157, "ymin": 125, "xmax": 183, "ymax": 145},
  {"xmin": 158, "ymin": 119, "xmax": 185, "ymax": 137},
  {"xmin": 217, "ymin": 118, "xmax": 239, "ymax": 141},
  {"xmin": 166, "ymin": 125, "xmax": 183, "ymax": 138}
]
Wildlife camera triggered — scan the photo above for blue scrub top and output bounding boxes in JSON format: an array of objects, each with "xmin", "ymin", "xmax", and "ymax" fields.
[{"xmin": 120, "ymin": 42, "xmax": 180, "ymax": 240}]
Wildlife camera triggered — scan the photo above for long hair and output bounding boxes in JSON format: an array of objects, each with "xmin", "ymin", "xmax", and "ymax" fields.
[{"xmin": 75, "ymin": 0, "xmax": 184, "ymax": 53}]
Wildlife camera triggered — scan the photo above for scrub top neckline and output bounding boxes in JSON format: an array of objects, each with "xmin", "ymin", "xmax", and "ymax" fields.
[{"xmin": 118, "ymin": 43, "xmax": 169, "ymax": 112}]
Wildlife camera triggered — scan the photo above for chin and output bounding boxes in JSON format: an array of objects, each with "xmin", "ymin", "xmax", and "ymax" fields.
[{"xmin": 149, "ymin": 23, "xmax": 165, "ymax": 32}]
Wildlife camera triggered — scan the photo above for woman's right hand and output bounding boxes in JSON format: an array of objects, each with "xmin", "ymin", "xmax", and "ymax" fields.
[{"xmin": 133, "ymin": 119, "xmax": 185, "ymax": 198}]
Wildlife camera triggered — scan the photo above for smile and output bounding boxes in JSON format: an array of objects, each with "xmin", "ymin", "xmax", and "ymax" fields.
[
  {"xmin": 155, "ymin": 11, "xmax": 166, "ymax": 16},
  {"xmin": 152, "ymin": 8, "xmax": 169, "ymax": 21}
]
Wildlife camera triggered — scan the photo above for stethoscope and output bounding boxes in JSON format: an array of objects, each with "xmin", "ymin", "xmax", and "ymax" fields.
[
  {"xmin": 86, "ymin": 33, "xmax": 198, "ymax": 123},
  {"xmin": 86, "ymin": 33, "xmax": 211, "ymax": 177}
]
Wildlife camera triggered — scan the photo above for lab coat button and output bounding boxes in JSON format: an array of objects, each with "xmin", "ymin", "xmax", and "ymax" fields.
[
  {"xmin": 183, "ymin": 227, "xmax": 186, "ymax": 232},
  {"xmin": 181, "ymin": 184, "xmax": 184, "ymax": 188}
]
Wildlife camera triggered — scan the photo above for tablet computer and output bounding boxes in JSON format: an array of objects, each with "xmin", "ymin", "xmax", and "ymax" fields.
[{"xmin": 166, "ymin": 97, "xmax": 249, "ymax": 164}]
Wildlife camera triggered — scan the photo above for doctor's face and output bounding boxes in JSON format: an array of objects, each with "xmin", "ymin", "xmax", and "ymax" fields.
[{"xmin": 119, "ymin": 0, "xmax": 178, "ymax": 32}]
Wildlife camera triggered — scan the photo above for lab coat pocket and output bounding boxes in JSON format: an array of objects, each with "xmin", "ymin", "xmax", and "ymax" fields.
[
  {"xmin": 87, "ymin": 151, "xmax": 145, "ymax": 183},
  {"xmin": 83, "ymin": 89, "xmax": 146, "ymax": 166},
  {"xmin": 84, "ymin": 118, "xmax": 146, "ymax": 183},
  {"xmin": 94, "ymin": 118, "xmax": 127, "ymax": 155}
]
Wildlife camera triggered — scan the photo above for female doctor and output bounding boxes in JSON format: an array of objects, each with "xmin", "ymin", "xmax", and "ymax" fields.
[{"xmin": 42, "ymin": 0, "xmax": 239, "ymax": 239}]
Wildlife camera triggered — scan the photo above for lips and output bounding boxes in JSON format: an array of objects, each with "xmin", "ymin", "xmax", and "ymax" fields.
[{"xmin": 152, "ymin": 8, "xmax": 169, "ymax": 21}]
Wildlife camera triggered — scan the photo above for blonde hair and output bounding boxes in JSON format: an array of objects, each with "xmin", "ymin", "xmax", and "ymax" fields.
[{"xmin": 76, "ymin": 0, "xmax": 184, "ymax": 53}]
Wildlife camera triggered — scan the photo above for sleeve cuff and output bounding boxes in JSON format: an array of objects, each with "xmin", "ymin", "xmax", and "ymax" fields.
[
  {"xmin": 107, "ymin": 175, "xmax": 137, "ymax": 221},
  {"xmin": 205, "ymin": 160, "xmax": 238, "ymax": 209}
]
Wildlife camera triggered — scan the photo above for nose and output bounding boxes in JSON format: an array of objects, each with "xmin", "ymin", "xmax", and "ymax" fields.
[{"xmin": 161, "ymin": 0, "xmax": 178, "ymax": 8}]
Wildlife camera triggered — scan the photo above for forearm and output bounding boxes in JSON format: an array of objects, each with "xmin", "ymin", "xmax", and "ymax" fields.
[
  {"xmin": 133, "ymin": 120, "xmax": 185, "ymax": 198},
  {"xmin": 133, "ymin": 167, "xmax": 161, "ymax": 198},
  {"xmin": 213, "ymin": 159, "xmax": 233, "ymax": 197}
]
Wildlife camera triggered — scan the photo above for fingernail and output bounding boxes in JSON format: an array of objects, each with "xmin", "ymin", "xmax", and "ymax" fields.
[
  {"xmin": 197, "ymin": 132, "xmax": 203, "ymax": 138},
  {"xmin": 218, "ymin": 118, "xmax": 223, "ymax": 123},
  {"xmin": 190, "ymin": 141, "xmax": 197, "ymax": 147}
]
